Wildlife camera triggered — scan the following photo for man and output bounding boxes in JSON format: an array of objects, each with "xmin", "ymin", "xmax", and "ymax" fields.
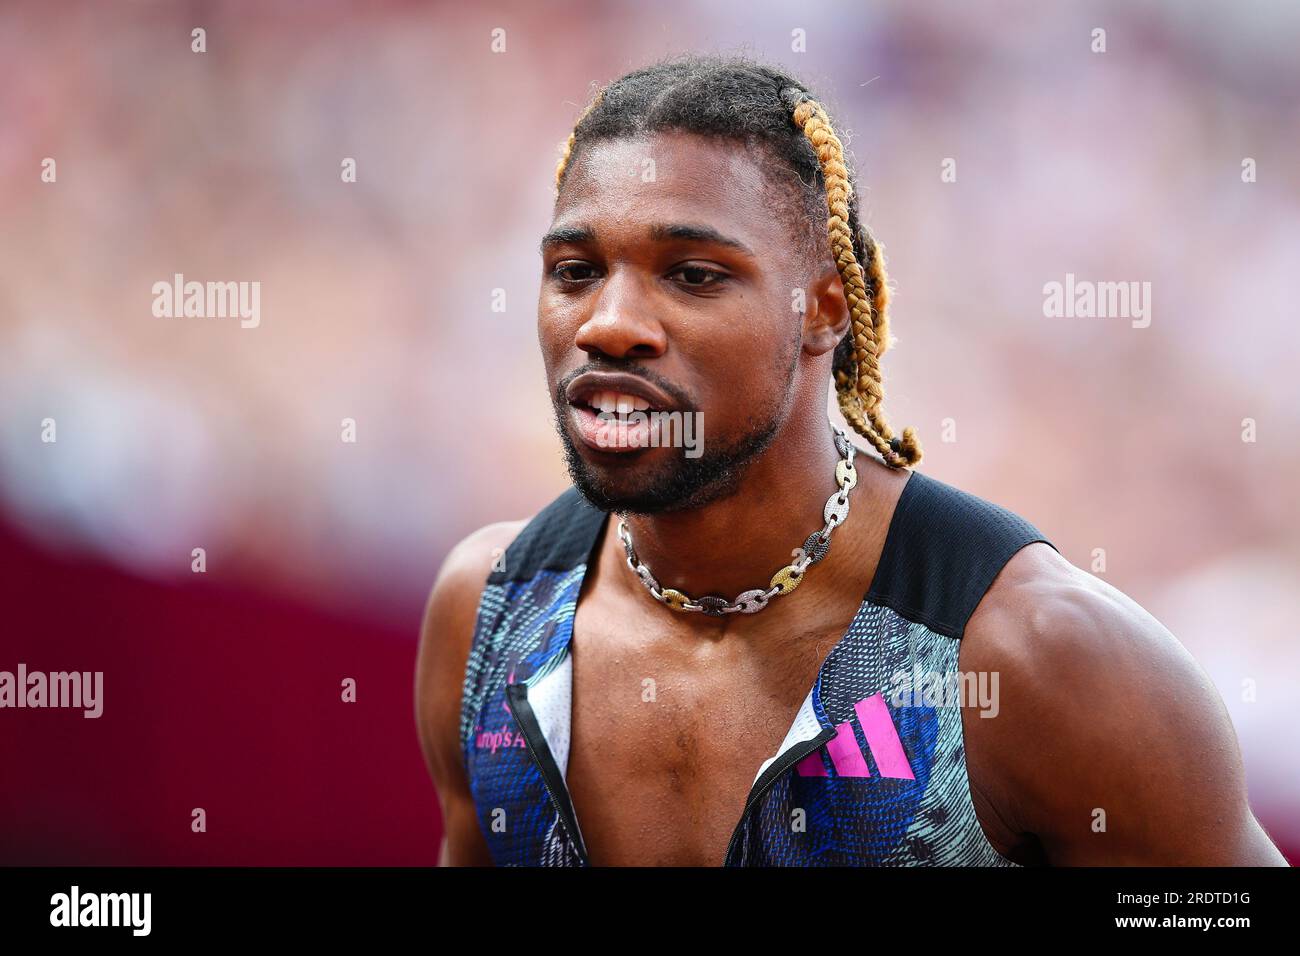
[{"xmin": 415, "ymin": 54, "xmax": 1288, "ymax": 866}]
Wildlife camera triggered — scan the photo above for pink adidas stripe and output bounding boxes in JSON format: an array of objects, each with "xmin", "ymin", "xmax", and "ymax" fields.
[
  {"xmin": 855, "ymin": 693, "xmax": 915, "ymax": 780},
  {"xmin": 826, "ymin": 719, "xmax": 871, "ymax": 777},
  {"xmin": 794, "ymin": 693, "xmax": 916, "ymax": 780}
]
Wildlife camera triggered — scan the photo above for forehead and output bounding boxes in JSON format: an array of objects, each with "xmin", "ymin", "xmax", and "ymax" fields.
[{"xmin": 550, "ymin": 131, "xmax": 796, "ymax": 255}]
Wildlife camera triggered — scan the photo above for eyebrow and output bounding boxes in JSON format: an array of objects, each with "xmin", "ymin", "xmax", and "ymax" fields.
[{"xmin": 539, "ymin": 222, "xmax": 756, "ymax": 258}]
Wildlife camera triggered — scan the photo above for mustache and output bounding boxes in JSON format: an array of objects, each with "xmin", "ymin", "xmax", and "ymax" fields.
[{"xmin": 554, "ymin": 361, "xmax": 696, "ymax": 411}]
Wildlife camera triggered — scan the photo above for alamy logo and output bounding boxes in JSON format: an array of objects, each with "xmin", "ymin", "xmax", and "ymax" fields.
[
  {"xmin": 50, "ymin": 885, "xmax": 151, "ymax": 936},
  {"xmin": 0, "ymin": 664, "xmax": 102, "ymax": 718},
  {"xmin": 1042, "ymin": 272, "xmax": 1151, "ymax": 328},
  {"xmin": 888, "ymin": 667, "xmax": 1000, "ymax": 718},
  {"xmin": 593, "ymin": 408, "xmax": 704, "ymax": 457},
  {"xmin": 152, "ymin": 272, "xmax": 261, "ymax": 328}
]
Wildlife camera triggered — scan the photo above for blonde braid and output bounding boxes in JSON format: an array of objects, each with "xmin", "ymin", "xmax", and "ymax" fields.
[
  {"xmin": 788, "ymin": 93, "xmax": 922, "ymax": 469},
  {"xmin": 555, "ymin": 87, "xmax": 607, "ymax": 193}
]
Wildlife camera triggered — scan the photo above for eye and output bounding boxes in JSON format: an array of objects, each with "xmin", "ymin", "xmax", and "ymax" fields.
[
  {"xmin": 551, "ymin": 262, "xmax": 600, "ymax": 284},
  {"xmin": 668, "ymin": 264, "xmax": 728, "ymax": 288}
]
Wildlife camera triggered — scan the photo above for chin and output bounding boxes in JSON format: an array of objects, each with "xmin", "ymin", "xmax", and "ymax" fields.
[
  {"xmin": 552, "ymin": 401, "xmax": 776, "ymax": 516},
  {"xmin": 567, "ymin": 464, "xmax": 674, "ymax": 515},
  {"xmin": 565, "ymin": 453, "xmax": 738, "ymax": 516}
]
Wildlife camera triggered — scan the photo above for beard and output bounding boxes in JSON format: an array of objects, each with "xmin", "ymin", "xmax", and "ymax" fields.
[
  {"xmin": 549, "ymin": 350, "xmax": 799, "ymax": 516},
  {"xmin": 554, "ymin": 407, "xmax": 784, "ymax": 515}
]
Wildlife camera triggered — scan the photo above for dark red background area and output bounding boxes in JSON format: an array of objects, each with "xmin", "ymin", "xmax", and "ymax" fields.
[{"xmin": 0, "ymin": 520, "xmax": 443, "ymax": 865}]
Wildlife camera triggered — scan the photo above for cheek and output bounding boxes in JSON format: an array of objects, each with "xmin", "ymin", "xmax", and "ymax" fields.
[
  {"xmin": 679, "ymin": 316, "xmax": 787, "ymax": 411},
  {"xmin": 536, "ymin": 296, "xmax": 575, "ymax": 369},
  {"xmin": 699, "ymin": 291, "xmax": 790, "ymax": 362}
]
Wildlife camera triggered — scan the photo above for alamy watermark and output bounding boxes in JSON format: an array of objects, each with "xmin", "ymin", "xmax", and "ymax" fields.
[
  {"xmin": 888, "ymin": 667, "xmax": 999, "ymax": 718},
  {"xmin": 0, "ymin": 664, "xmax": 103, "ymax": 718},
  {"xmin": 50, "ymin": 886, "xmax": 150, "ymax": 936},
  {"xmin": 593, "ymin": 409, "xmax": 704, "ymax": 458},
  {"xmin": 1042, "ymin": 272, "xmax": 1151, "ymax": 328},
  {"xmin": 152, "ymin": 272, "xmax": 260, "ymax": 328}
]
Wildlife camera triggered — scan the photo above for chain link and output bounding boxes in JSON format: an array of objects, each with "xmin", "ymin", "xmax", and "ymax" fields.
[{"xmin": 618, "ymin": 424, "xmax": 858, "ymax": 614}]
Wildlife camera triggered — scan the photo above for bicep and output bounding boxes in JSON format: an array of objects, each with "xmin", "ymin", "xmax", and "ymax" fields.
[
  {"xmin": 1040, "ymin": 658, "xmax": 1280, "ymax": 866},
  {"xmin": 414, "ymin": 521, "xmax": 525, "ymax": 867},
  {"xmin": 965, "ymin": 548, "xmax": 1288, "ymax": 866},
  {"xmin": 436, "ymin": 777, "xmax": 494, "ymax": 866},
  {"xmin": 416, "ymin": 571, "xmax": 495, "ymax": 866},
  {"xmin": 415, "ymin": 633, "xmax": 492, "ymax": 865}
]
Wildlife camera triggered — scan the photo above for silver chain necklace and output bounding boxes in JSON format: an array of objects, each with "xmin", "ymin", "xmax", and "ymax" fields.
[{"xmin": 616, "ymin": 425, "xmax": 858, "ymax": 616}]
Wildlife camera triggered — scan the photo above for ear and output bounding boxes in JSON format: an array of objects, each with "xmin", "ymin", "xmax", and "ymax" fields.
[{"xmin": 799, "ymin": 264, "xmax": 850, "ymax": 357}]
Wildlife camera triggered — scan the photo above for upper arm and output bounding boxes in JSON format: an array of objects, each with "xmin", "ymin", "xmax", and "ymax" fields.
[
  {"xmin": 963, "ymin": 543, "xmax": 1289, "ymax": 866},
  {"xmin": 414, "ymin": 519, "xmax": 527, "ymax": 867}
]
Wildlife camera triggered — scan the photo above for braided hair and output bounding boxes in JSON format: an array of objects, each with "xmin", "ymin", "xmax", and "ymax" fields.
[{"xmin": 551, "ymin": 54, "xmax": 922, "ymax": 469}]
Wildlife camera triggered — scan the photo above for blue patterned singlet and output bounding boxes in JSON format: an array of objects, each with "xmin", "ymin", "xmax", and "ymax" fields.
[{"xmin": 459, "ymin": 468, "xmax": 1053, "ymax": 866}]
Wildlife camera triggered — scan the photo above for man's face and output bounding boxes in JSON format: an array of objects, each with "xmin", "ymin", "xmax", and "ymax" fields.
[{"xmin": 538, "ymin": 131, "xmax": 809, "ymax": 514}]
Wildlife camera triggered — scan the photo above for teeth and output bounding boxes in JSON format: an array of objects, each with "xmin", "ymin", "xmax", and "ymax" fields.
[{"xmin": 588, "ymin": 391, "xmax": 654, "ymax": 414}]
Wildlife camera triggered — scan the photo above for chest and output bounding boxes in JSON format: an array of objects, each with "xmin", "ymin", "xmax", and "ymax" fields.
[{"xmin": 563, "ymin": 592, "xmax": 843, "ymax": 866}]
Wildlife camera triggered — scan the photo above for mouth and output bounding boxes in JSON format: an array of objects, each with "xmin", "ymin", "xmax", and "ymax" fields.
[{"xmin": 564, "ymin": 373, "xmax": 676, "ymax": 455}]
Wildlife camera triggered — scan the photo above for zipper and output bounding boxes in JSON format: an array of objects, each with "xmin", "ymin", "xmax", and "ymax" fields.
[
  {"xmin": 721, "ymin": 724, "xmax": 837, "ymax": 865},
  {"xmin": 504, "ymin": 682, "xmax": 590, "ymax": 866},
  {"xmin": 509, "ymin": 676, "xmax": 836, "ymax": 867}
]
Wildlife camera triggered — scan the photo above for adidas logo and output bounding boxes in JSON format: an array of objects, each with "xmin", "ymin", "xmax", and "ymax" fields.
[{"xmin": 795, "ymin": 692, "xmax": 915, "ymax": 780}]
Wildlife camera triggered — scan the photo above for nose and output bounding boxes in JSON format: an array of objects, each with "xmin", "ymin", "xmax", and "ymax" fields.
[{"xmin": 573, "ymin": 267, "xmax": 667, "ymax": 361}]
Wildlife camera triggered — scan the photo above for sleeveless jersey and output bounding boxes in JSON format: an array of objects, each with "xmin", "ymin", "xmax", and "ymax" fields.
[{"xmin": 458, "ymin": 468, "xmax": 1054, "ymax": 866}]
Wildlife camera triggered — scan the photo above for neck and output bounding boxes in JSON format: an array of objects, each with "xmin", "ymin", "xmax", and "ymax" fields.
[{"xmin": 617, "ymin": 406, "xmax": 848, "ymax": 603}]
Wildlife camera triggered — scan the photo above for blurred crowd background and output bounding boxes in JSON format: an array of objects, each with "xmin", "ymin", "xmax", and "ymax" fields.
[{"xmin": 1, "ymin": 0, "xmax": 1297, "ymax": 864}]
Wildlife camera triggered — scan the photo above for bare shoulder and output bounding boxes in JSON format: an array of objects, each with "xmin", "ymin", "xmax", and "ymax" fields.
[
  {"xmin": 960, "ymin": 542, "xmax": 1288, "ymax": 865},
  {"xmin": 419, "ymin": 519, "xmax": 529, "ymax": 652},
  {"xmin": 964, "ymin": 541, "xmax": 1191, "ymax": 679}
]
